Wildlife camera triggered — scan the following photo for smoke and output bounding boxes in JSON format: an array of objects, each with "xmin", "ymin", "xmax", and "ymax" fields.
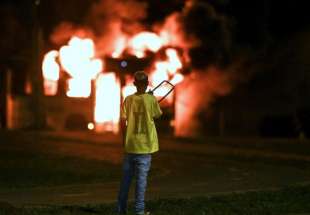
[
  {"xmin": 156, "ymin": 1, "xmax": 238, "ymax": 137},
  {"xmin": 48, "ymin": 0, "xmax": 249, "ymax": 137},
  {"xmin": 49, "ymin": 0, "xmax": 232, "ymax": 66},
  {"xmin": 175, "ymin": 66, "xmax": 242, "ymax": 137},
  {"xmin": 50, "ymin": 22, "xmax": 94, "ymax": 45},
  {"xmin": 87, "ymin": 0, "xmax": 148, "ymax": 56},
  {"xmin": 153, "ymin": 12, "xmax": 187, "ymax": 48},
  {"xmin": 86, "ymin": 0, "xmax": 147, "ymax": 35},
  {"xmin": 158, "ymin": 1, "xmax": 233, "ymax": 69},
  {"xmin": 49, "ymin": 0, "xmax": 148, "ymax": 56}
]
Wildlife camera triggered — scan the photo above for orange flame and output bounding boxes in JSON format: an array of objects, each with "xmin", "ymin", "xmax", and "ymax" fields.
[
  {"xmin": 129, "ymin": 32, "xmax": 163, "ymax": 58},
  {"xmin": 42, "ymin": 50, "xmax": 60, "ymax": 81},
  {"xmin": 165, "ymin": 48, "xmax": 182, "ymax": 75},
  {"xmin": 59, "ymin": 36, "xmax": 103, "ymax": 97},
  {"xmin": 151, "ymin": 62, "xmax": 170, "ymax": 86},
  {"xmin": 94, "ymin": 72, "xmax": 120, "ymax": 133},
  {"xmin": 66, "ymin": 78, "xmax": 92, "ymax": 98},
  {"xmin": 42, "ymin": 29, "xmax": 185, "ymax": 133},
  {"xmin": 122, "ymin": 85, "xmax": 136, "ymax": 99},
  {"xmin": 170, "ymin": 73, "xmax": 184, "ymax": 85},
  {"xmin": 42, "ymin": 50, "xmax": 60, "ymax": 96},
  {"xmin": 145, "ymin": 48, "xmax": 183, "ymax": 104},
  {"xmin": 112, "ymin": 36, "xmax": 127, "ymax": 58}
]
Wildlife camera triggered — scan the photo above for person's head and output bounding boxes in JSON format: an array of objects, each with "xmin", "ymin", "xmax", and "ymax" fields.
[{"xmin": 133, "ymin": 71, "xmax": 148, "ymax": 93}]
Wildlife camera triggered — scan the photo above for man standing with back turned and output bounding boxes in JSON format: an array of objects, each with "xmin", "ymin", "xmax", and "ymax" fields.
[{"xmin": 117, "ymin": 71, "xmax": 162, "ymax": 215}]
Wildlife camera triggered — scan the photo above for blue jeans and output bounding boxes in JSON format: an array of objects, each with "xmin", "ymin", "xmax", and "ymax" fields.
[{"xmin": 117, "ymin": 153, "xmax": 152, "ymax": 215}]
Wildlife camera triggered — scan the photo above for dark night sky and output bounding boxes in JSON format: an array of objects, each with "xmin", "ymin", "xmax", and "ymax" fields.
[
  {"xmin": 1, "ymin": 0, "xmax": 310, "ymax": 41},
  {"xmin": 0, "ymin": 0, "xmax": 309, "ymax": 73}
]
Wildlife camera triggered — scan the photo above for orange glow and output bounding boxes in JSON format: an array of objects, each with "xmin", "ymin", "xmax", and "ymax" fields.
[
  {"xmin": 129, "ymin": 32, "xmax": 163, "ymax": 58},
  {"xmin": 150, "ymin": 48, "xmax": 182, "ymax": 86},
  {"xmin": 122, "ymin": 85, "xmax": 136, "ymax": 99},
  {"xmin": 94, "ymin": 73, "xmax": 120, "ymax": 133},
  {"xmin": 88, "ymin": 122, "xmax": 95, "ymax": 130},
  {"xmin": 59, "ymin": 36, "xmax": 103, "ymax": 97},
  {"xmin": 66, "ymin": 78, "xmax": 92, "ymax": 98},
  {"xmin": 59, "ymin": 37, "xmax": 102, "ymax": 79},
  {"xmin": 151, "ymin": 62, "xmax": 170, "ymax": 86},
  {"xmin": 165, "ymin": 48, "xmax": 182, "ymax": 75},
  {"xmin": 43, "ymin": 80, "xmax": 58, "ymax": 96},
  {"xmin": 42, "ymin": 50, "xmax": 60, "ymax": 96},
  {"xmin": 170, "ymin": 73, "xmax": 184, "ymax": 85},
  {"xmin": 112, "ymin": 36, "xmax": 127, "ymax": 58},
  {"xmin": 153, "ymin": 85, "xmax": 172, "ymax": 97},
  {"xmin": 158, "ymin": 13, "xmax": 183, "ymax": 47},
  {"xmin": 147, "ymin": 48, "xmax": 184, "ymax": 104},
  {"xmin": 42, "ymin": 29, "xmax": 185, "ymax": 133},
  {"xmin": 158, "ymin": 30, "xmax": 171, "ymax": 46},
  {"xmin": 42, "ymin": 50, "xmax": 60, "ymax": 81},
  {"xmin": 149, "ymin": 48, "xmax": 183, "ymax": 101}
]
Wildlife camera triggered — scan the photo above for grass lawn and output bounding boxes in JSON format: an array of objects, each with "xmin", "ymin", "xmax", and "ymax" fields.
[
  {"xmin": 8, "ymin": 184, "xmax": 310, "ymax": 214},
  {"xmin": 1, "ymin": 131, "xmax": 310, "ymax": 214},
  {"xmin": 0, "ymin": 150, "xmax": 121, "ymax": 189},
  {"xmin": 0, "ymin": 132, "xmax": 122, "ymax": 189}
]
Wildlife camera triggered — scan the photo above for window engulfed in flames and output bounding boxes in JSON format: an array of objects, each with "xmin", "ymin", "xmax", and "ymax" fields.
[
  {"xmin": 42, "ymin": 50, "xmax": 60, "ymax": 96},
  {"xmin": 42, "ymin": 31, "xmax": 184, "ymax": 133},
  {"xmin": 95, "ymin": 73, "xmax": 120, "ymax": 133}
]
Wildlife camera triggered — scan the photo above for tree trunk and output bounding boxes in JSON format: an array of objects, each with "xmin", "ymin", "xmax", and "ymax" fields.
[{"xmin": 30, "ymin": 0, "xmax": 46, "ymax": 129}]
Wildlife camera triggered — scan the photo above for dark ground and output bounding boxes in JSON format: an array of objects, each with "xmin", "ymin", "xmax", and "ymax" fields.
[{"xmin": 0, "ymin": 131, "xmax": 310, "ymax": 208}]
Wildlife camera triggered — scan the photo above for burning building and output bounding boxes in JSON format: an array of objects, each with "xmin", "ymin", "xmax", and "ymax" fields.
[
  {"xmin": 33, "ymin": 0, "xmax": 235, "ymax": 137},
  {"xmin": 2, "ymin": 0, "xmax": 249, "ymax": 137},
  {"xmin": 40, "ymin": 31, "xmax": 185, "ymax": 134},
  {"xmin": 2, "ymin": 0, "xmax": 310, "ymax": 138}
]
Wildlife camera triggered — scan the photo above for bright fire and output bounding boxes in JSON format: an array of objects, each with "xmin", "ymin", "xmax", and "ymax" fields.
[
  {"xmin": 149, "ymin": 48, "xmax": 183, "ymax": 103},
  {"xmin": 42, "ymin": 36, "xmax": 103, "ymax": 98},
  {"xmin": 128, "ymin": 32, "xmax": 162, "ymax": 58},
  {"xmin": 42, "ymin": 50, "xmax": 60, "ymax": 96},
  {"xmin": 42, "ymin": 31, "xmax": 184, "ymax": 133},
  {"xmin": 95, "ymin": 73, "xmax": 120, "ymax": 133},
  {"xmin": 112, "ymin": 36, "xmax": 127, "ymax": 58},
  {"xmin": 59, "ymin": 37, "xmax": 103, "ymax": 98}
]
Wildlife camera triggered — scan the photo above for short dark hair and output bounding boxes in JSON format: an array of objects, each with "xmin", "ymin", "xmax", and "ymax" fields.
[{"xmin": 134, "ymin": 71, "xmax": 148, "ymax": 86}]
